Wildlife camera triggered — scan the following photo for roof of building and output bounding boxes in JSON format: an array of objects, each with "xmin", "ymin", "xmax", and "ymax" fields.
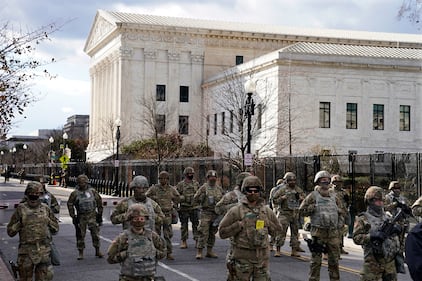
[{"xmin": 101, "ymin": 10, "xmax": 422, "ymax": 45}]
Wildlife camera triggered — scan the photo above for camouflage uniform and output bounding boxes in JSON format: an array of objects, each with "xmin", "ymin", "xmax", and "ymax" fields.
[
  {"xmin": 219, "ymin": 176, "xmax": 282, "ymax": 281},
  {"xmin": 411, "ymin": 196, "xmax": 422, "ymax": 217},
  {"xmin": 107, "ymin": 204, "xmax": 166, "ymax": 281},
  {"xmin": 110, "ymin": 176, "xmax": 165, "ymax": 232},
  {"xmin": 194, "ymin": 170, "xmax": 224, "ymax": 259},
  {"xmin": 299, "ymin": 171, "xmax": 344, "ymax": 281},
  {"xmin": 272, "ymin": 173, "xmax": 305, "ymax": 257},
  {"xmin": 175, "ymin": 167, "xmax": 200, "ymax": 247},
  {"xmin": 353, "ymin": 186, "xmax": 400, "ymax": 281},
  {"xmin": 146, "ymin": 171, "xmax": 180, "ymax": 259},
  {"xmin": 67, "ymin": 174, "xmax": 103, "ymax": 259},
  {"xmin": 7, "ymin": 182, "xmax": 59, "ymax": 281}
]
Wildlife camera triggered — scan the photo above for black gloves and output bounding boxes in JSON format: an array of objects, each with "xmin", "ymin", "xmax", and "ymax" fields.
[
  {"xmin": 370, "ymin": 230, "xmax": 387, "ymax": 241},
  {"xmin": 96, "ymin": 213, "xmax": 103, "ymax": 226}
]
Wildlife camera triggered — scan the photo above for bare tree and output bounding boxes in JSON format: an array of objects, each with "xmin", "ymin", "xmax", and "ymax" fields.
[
  {"xmin": 397, "ymin": 0, "xmax": 421, "ymax": 29},
  {"xmin": 0, "ymin": 20, "xmax": 65, "ymax": 136}
]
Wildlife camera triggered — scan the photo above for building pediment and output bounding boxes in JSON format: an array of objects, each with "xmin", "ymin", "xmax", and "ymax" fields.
[{"xmin": 84, "ymin": 10, "xmax": 118, "ymax": 55}]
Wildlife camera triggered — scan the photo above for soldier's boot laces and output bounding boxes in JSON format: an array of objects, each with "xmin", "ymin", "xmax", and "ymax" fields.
[
  {"xmin": 166, "ymin": 253, "xmax": 175, "ymax": 260},
  {"xmin": 95, "ymin": 248, "xmax": 104, "ymax": 258},
  {"xmin": 196, "ymin": 248, "xmax": 203, "ymax": 259},
  {"xmin": 180, "ymin": 240, "xmax": 187, "ymax": 249},
  {"xmin": 274, "ymin": 247, "xmax": 281, "ymax": 257},
  {"xmin": 206, "ymin": 247, "xmax": 218, "ymax": 258},
  {"xmin": 77, "ymin": 250, "xmax": 84, "ymax": 260},
  {"xmin": 290, "ymin": 249, "xmax": 300, "ymax": 257}
]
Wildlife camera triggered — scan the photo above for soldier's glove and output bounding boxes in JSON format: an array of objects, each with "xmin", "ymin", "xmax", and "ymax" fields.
[
  {"xmin": 391, "ymin": 224, "xmax": 402, "ymax": 236},
  {"xmin": 119, "ymin": 251, "xmax": 127, "ymax": 262},
  {"xmin": 295, "ymin": 193, "xmax": 300, "ymax": 200},
  {"xmin": 96, "ymin": 213, "xmax": 103, "ymax": 226},
  {"xmin": 370, "ymin": 230, "xmax": 387, "ymax": 242}
]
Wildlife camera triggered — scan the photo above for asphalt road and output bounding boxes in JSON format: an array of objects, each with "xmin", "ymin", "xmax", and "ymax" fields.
[{"xmin": 0, "ymin": 179, "xmax": 414, "ymax": 281}]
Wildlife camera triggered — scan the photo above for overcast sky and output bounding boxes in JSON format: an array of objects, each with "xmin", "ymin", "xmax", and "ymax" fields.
[{"xmin": 2, "ymin": 0, "xmax": 420, "ymax": 137}]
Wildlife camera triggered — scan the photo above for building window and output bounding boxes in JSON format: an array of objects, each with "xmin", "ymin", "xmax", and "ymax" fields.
[
  {"xmin": 155, "ymin": 114, "xmax": 165, "ymax": 134},
  {"xmin": 180, "ymin": 86, "xmax": 189, "ymax": 102},
  {"xmin": 206, "ymin": 115, "xmax": 210, "ymax": 136},
  {"xmin": 214, "ymin": 113, "xmax": 217, "ymax": 135},
  {"xmin": 373, "ymin": 104, "xmax": 384, "ymax": 130},
  {"xmin": 156, "ymin": 85, "xmax": 166, "ymax": 101},
  {"xmin": 319, "ymin": 102, "xmax": 330, "ymax": 128},
  {"xmin": 221, "ymin": 112, "xmax": 225, "ymax": 135},
  {"xmin": 235, "ymin": 56, "xmax": 243, "ymax": 65},
  {"xmin": 346, "ymin": 103, "xmax": 357, "ymax": 129},
  {"xmin": 257, "ymin": 104, "xmax": 262, "ymax": 130},
  {"xmin": 400, "ymin": 105, "xmax": 410, "ymax": 131},
  {"xmin": 179, "ymin": 116, "xmax": 189, "ymax": 135},
  {"xmin": 230, "ymin": 110, "xmax": 234, "ymax": 133}
]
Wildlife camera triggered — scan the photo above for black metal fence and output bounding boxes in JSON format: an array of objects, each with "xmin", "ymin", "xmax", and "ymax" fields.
[{"xmin": 9, "ymin": 152, "xmax": 422, "ymax": 214}]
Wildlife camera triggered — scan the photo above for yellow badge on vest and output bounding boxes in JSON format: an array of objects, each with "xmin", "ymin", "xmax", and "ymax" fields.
[{"xmin": 256, "ymin": 220, "xmax": 265, "ymax": 230}]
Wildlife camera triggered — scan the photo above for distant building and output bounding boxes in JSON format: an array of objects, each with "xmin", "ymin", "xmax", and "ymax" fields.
[
  {"xmin": 63, "ymin": 115, "xmax": 89, "ymax": 140},
  {"xmin": 84, "ymin": 10, "xmax": 422, "ymax": 162}
]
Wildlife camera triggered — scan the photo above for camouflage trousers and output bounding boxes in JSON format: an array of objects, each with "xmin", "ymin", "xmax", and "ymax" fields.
[
  {"xmin": 17, "ymin": 249, "xmax": 53, "ymax": 281},
  {"xmin": 233, "ymin": 257, "xmax": 270, "ymax": 281},
  {"xmin": 360, "ymin": 256, "xmax": 397, "ymax": 281},
  {"xmin": 119, "ymin": 275, "xmax": 154, "ymax": 281},
  {"xmin": 77, "ymin": 212, "xmax": 101, "ymax": 250},
  {"xmin": 275, "ymin": 212, "xmax": 300, "ymax": 248},
  {"xmin": 197, "ymin": 212, "xmax": 218, "ymax": 249},
  {"xmin": 309, "ymin": 236, "xmax": 340, "ymax": 281},
  {"xmin": 178, "ymin": 208, "xmax": 199, "ymax": 242},
  {"xmin": 155, "ymin": 213, "xmax": 174, "ymax": 254}
]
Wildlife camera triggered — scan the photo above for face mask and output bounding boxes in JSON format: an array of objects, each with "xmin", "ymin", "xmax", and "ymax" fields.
[
  {"xmin": 134, "ymin": 193, "xmax": 146, "ymax": 201},
  {"xmin": 132, "ymin": 220, "xmax": 146, "ymax": 228},
  {"xmin": 187, "ymin": 175, "xmax": 194, "ymax": 180},
  {"xmin": 246, "ymin": 192, "xmax": 260, "ymax": 202},
  {"xmin": 28, "ymin": 194, "xmax": 39, "ymax": 201}
]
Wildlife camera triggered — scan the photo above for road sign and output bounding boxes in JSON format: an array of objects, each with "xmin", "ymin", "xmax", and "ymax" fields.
[{"xmin": 244, "ymin": 153, "xmax": 253, "ymax": 166}]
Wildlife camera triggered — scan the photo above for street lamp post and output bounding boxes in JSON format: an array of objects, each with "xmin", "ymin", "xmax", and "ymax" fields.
[
  {"xmin": 113, "ymin": 119, "xmax": 121, "ymax": 196},
  {"xmin": 11, "ymin": 147, "xmax": 16, "ymax": 167},
  {"xmin": 23, "ymin": 144, "xmax": 27, "ymax": 165},
  {"xmin": 49, "ymin": 137, "xmax": 54, "ymax": 185},
  {"xmin": 244, "ymin": 80, "xmax": 255, "ymax": 169},
  {"xmin": 0, "ymin": 151, "xmax": 4, "ymax": 166},
  {"xmin": 62, "ymin": 132, "xmax": 68, "ymax": 155}
]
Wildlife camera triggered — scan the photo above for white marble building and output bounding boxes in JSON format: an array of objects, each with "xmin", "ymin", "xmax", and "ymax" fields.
[{"xmin": 84, "ymin": 10, "xmax": 422, "ymax": 162}]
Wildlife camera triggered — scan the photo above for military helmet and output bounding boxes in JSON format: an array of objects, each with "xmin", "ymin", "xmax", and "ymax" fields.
[
  {"xmin": 159, "ymin": 171, "xmax": 169, "ymax": 179},
  {"xmin": 125, "ymin": 203, "xmax": 149, "ymax": 221},
  {"xmin": 77, "ymin": 174, "xmax": 89, "ymax": 183},
  {"xmin": 388, "ymin": 181, "xmax": 400, "ymax": 190},
  {"xmin": 364, "ymin": 186, "xmax": 383, "ymax": 203},
  {"xmin": 331, "ymin": 174, "xmax": 342, "ymax": 182},
  {"xmin": 236, "ymin": 172, "xmax": 252, "ymax": 186},
  {"xmin": 314, "ymin": 170, "xmax": 331, "ymax": 184},
  {"xmin": 183, "ymin": 167, "xmax": 194, "ymax": 175},
  {"xmin": 241, "ymin": 176, "xmax": 263, "ymax": 193},
  {"xmin": 206, "ymin": 170, "xmax": 217, "ymax": 178},
  {"xmin": 283, "ymin": 172, "xmax": 296, "ymax": 181},
  {"xmin": 129, "ymin": 175, "xmax": 149, "ymax": 189},
  {"xmin": 24, "ymin": 181, "xmax": 43, "ymax": 195}
]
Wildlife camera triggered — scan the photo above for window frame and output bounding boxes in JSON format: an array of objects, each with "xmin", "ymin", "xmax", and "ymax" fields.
[
  {"xmin": 346, "ymin": 103, "xmax": 358, "ymax": 129},
  {"xmin": 156, "ymin": 84, "xmax": 166, "ymax": 101},
  {"xmin": 319, "ymin": 102, "xmax": 331, "ymax": 128}
]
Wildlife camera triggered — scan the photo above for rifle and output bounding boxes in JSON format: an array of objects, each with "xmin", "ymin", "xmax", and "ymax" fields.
[
  {"xmin": 212, "ymin": 214, "xmax": 225, "ymax": 227},
  {"xmin": 302, "ymin": 233, "xmax": 327, "ymax": 254},
  {"xmin": 393, "ymin": 198, "xmax": 413, "ymax": 218},
  {"xmin": 9, "ymin": 260, "xmax": 18, "ymax": 280}
]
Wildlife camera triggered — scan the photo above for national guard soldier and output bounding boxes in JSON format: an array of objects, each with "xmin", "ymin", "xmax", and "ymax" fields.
[
  {"xmin": 411, "ymin": 195, "xmax": 422, "ymax": 217},
  {"xmin": 405, "ymin": 222, "xmax": 422, "ymax": 281},
  {"xmin": 299, "ymin": 170, "xmax": 344, "ymax": 281},
  {"xmin": 268, "ymin": 178, "xmax": 283, "ymax": 252},
  {"xmin": 329, "ymin": 174, "xmax": 350, "ymax": 256},
  {"xmin": 384, "ymin": 180, "xmax": 410, "ymax": 273},
  {"xmin": 107, "ymin": 204, "xmax": 166, "ymax": 281},
  {"xmin": 146, "ymin": 171, "xmax": 180, "ymax": 260},
  {"xmin": 353, "ymin": 186, "xmax": 401, "ymax": 281},
  {"xmin": 67, "ymin": 174, "xmax": 104, "ymax": 260},
  {"xmin": 272, "ymin": 172, "xmax": 305, "ymax": 257},
  {"xmin": 7, "ymin": 181, "xmax": 59, "ymax": 281},
  {"xmin": 215, "ymin": 172, "xmax": 250, "ymax": 281},
  {"xmin": 193, "ymin": 169, "xmax": 224, "ymax": 259},
  {"xmin": 219, "ymin": 176, "xmax": 282, "ymax": 281},
  {"xmin": 175, "ymin": 167, "xmax": 200, "ymax": 249},
  {"xmin": 111, "ymin": 175, "xmax": 165, "ymax": 233}
]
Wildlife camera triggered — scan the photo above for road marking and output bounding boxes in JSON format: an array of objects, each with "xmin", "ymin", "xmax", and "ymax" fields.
[{"xmin": 100, "ymin": 235, "xmax": 200, "ymax": 281}]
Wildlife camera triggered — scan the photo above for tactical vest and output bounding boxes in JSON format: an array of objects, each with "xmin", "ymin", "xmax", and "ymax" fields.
[
  {"xmin": 123, "ymin": 198, "xmax": 156, "ymax": 231},
  {"xmin": 121, "ymin": 229, "xmax": 156, "ymax": 278},
  {"xmin": 280, "ymin": 186, "xmax": 301, "ymax": 211},
  {"xmin": 178, "ymin": 180, "xmax": 199, "ymax": 209},
  {"xmin": 76, "ymin": 188, "xmax": 96, "ymax": 214},
  {"xmin": 151, "ymin": 184, "xmax": 173, "ymax": 212},
  {"xmin": 202, "ymin": 184, "xmax": 222, "ymax": 212},
  {"xmin": 20, "ymin": 203, "xmax": 50, "ymax": 244},
  {"xmin": 363, "ymin": 211, "xmax": 400, "ymax": 261},
  {"xmin": 310, "ymin": 191, "xmax": 338, "ymax": 229}
]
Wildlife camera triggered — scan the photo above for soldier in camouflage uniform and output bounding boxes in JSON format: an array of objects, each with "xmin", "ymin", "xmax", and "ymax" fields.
[
  {"xmin": 383, "ymin": 180, "xmax": 409, "ymax": 273},
  {"xmin": 67, "ymin": 174, "xmax": 104, "ymax": 260},
  {"xmin": 411, "ymin": 195, "xmax": 422, "ymax": 217},
  {"xmin": 353, "ymin": 186, "xmax": 401, "ymax": 281},
  {"xmin": 175, "ymin": 167, "xmax": 200, "ymax": 249},
  {"xmin": 107, "ymin": 204, "xmax": 166, "ymax": 281},
  {"xmin": 329, "ymin": 175, "xmax": 350, "ymax": 256},
  {"xmin": 146, "ymin": 171, "xmax": 180, "ymax": 260},
  {"xmin": 299, "ymin": 171, "xmax": 345, "ymax": 281},
  {"xmin": 272, "ymin": 172, "xmax": 305, "ymax": 257},
  {"xmin": 215, "ymin": 172, "xmax": 250, "ymax": 281},
  {"xmin": 7, "ymin": 182, "xmax": 59, "ymax": 281},
  {"xmin": 219, "ymin": 176, "xmax": 282, "ymax": 281},
  {"xmin": 193, "ymin": 169, "xmax": 224, "ymax": 259}
]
